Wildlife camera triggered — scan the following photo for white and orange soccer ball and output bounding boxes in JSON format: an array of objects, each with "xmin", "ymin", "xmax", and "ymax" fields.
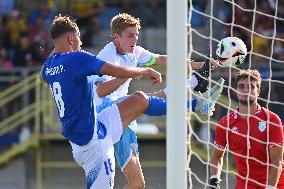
[{"xmin": 216, "ymin": 37, "xmax": 247, "ymax": 68}]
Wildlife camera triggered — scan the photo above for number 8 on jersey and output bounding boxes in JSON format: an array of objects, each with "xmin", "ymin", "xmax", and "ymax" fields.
[{"xmin": 49, "ymin": 82, "xmax": 65, "ymax": 118}]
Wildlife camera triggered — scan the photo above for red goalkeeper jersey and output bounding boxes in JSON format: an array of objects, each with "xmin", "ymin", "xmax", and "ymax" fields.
[{"xmin": 214, "ymin": 105, "xmax": 284, "ymax": 189}]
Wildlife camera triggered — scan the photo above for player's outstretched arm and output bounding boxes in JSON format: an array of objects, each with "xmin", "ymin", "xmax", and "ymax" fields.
[
  {"xmin": 100, "ymin": 62, "xmax": 162, "ymax": 84},
  {"xmin": 155, "ymin": 54, "xmax": 208, "ymax": 70},
  {"xmin": 209, "ymin": 148, "xmax": 225, "ymax": 189},
  {"xmin": 155, "ymin": 54, "xmax": 167, "ymax": 66}
]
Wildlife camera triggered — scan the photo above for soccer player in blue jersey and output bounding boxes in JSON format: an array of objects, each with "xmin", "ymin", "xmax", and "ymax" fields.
[{"xmin": 93, "ymin": 13, "xmax": 224, "ymax": 189}]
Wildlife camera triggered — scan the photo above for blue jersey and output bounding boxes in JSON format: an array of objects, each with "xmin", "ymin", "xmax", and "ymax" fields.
[{"xmin": 40, "ymin": 50, "xmax": 105, "ymax": 145}]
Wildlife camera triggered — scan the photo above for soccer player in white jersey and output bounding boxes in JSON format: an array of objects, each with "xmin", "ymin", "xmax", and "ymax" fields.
[{"xmin": 93, "ymin": 13, "xmax": 223, "ymax": 189}]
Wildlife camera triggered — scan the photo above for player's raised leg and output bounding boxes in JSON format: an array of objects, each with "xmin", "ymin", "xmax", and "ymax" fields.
[{"xmin": 117, "ymin": 91, "xmax": 151, "ymax": 129}]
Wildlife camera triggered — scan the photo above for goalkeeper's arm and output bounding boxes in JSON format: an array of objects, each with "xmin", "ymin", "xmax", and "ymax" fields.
[
  {"xmin": 153, "ymin": 54, "xmax": 207, "ymax": 70},
  {"xmin": 209, "ymin": 148, "xmax": 225, "ymax": 189},
  {"xmin": 267, "ymin": 145, "xmax": 284, "ymax": 188}
]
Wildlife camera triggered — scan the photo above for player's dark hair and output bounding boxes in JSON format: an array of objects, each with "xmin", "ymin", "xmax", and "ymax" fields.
[
  {"xmin": 110, "ymin": 13, "xmax": 141, "ymax": 37},
  {"xmin": 235, "ymin": 69, "xmax": 261, "ymax": 88},
  {"xmin": 50, "ymin": 15, "xmax": 78, "ymax": 40}
]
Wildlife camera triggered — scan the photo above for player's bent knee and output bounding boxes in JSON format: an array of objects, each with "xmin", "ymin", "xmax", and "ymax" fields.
[
  {"xmin": 118, "ymin": 91, "xmax": 150, "ymax": 129},
  {"xmin": 132, "ymin": 91, "xmax": 149, "ymax": 107}
]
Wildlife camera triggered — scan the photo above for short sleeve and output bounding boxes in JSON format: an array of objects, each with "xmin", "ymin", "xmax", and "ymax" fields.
[
  {"xmin": 136, "ymin": 46, "xmax": 157, "ymax": 67},
  {"xmin": 76, "ymin": 51, "xmax": 105, "ymax": 78},
  {"xmin": 214, "ymin": 117, "xmax": 228, "ymax": 149},
  {"xmin": 269, "ymin": 113, "xmax": 284, "ymax": 147}
]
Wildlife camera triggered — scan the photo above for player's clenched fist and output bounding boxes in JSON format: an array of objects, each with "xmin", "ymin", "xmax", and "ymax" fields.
[{"xmin": 145, "ymin": 67, "xmax": 162, "ymax": 84}]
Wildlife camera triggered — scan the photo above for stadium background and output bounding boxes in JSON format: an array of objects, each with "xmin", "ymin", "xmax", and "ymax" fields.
[{"xmin": 0, "ymin": 0, "xmax": 283, "ymax": 188}]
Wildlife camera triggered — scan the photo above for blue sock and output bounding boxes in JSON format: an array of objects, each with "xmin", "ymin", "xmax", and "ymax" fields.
[
  {"xmin": 144, "ymin": 96, "xmax": 166, "ymax": 116},
  {"xmin": 144, "ymin": 96, "xmax": 198, "ymax": 116}
]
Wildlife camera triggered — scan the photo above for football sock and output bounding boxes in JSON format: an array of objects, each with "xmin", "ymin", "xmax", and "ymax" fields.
[
  {"xmin": 144, "ymin": 96, "xmax": 166, "ymax": 116},
  {"xmin": 144, "ymin": 96, "xmax": 197, "ymax": 116}
]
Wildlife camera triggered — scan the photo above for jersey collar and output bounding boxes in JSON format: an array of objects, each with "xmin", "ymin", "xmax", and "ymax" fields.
[{"xmin": 233, "ymin": 104, "xmax": 262, "ymax": 118}]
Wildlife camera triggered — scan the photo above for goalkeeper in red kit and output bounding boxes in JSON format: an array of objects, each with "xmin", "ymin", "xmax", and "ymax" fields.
[{"xmin": 209, "ymin": 69, "xmax": 284, "ymax": 189}]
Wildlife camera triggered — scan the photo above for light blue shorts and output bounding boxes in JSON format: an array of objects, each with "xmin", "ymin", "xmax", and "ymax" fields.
[
  {"xmin": 96, "ymin": 97, "xmax": 139, "ymax": 171},
  {"xmin": 114, "ymin": 121, "xmax": 139, "ymax": 171}
]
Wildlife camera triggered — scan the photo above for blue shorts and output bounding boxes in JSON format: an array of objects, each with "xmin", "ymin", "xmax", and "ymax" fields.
[{"xmin": 96, "ymin": 97, "xmax": 139, "ymax": 171}]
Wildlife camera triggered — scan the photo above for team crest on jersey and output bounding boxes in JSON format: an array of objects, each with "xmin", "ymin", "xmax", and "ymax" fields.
[{"xmin": 258, "ymin": 122, "xmax": 266, "ymax": 132}]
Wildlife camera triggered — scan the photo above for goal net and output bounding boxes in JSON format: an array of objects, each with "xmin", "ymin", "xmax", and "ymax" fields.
[{"xmin": 167, "ymin": 0, "xmax": 284, "ymax": 188}]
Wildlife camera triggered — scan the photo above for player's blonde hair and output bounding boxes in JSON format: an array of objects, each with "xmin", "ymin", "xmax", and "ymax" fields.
[
  {"xmin": 110, "ymin": 13, "xmax": 141, "ymax": 37},
  {"xmin": 235, "ymin": 69, "xmax": 261, "ymax": 88},
  {"xmin": 50, "ymin": 14, "xmax": 79, "ymax": 40}
]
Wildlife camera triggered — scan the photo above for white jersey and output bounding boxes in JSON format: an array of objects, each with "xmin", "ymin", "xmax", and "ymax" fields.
[{"xmin": 94, "ymin": 42, "xmax": 157, "ymax": 105}]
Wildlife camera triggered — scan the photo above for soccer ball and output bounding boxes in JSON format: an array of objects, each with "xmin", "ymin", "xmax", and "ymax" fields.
[{"xmin": 216, "ymin": 37, "xmax": 247, "ymax": 67}]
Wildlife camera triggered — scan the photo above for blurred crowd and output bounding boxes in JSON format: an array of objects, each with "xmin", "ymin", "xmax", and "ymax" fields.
[{"xmin": 0, "ymin": 0, "xmax": 166, "ymax": 69}]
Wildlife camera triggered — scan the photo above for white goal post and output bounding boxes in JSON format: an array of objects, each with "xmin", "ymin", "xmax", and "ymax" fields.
[{"xmin": 166, "ymin": 0, "xmax": 189, "ymax": 189}]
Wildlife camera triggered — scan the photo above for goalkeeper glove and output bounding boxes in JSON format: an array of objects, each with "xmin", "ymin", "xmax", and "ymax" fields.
[
  {"xmin": 209, "ymin": 176, "xmax": 221, "ymax": 189},
  {"xmin": 192, "ymin": 57, "xmax": 210, "ymax": 93}
]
